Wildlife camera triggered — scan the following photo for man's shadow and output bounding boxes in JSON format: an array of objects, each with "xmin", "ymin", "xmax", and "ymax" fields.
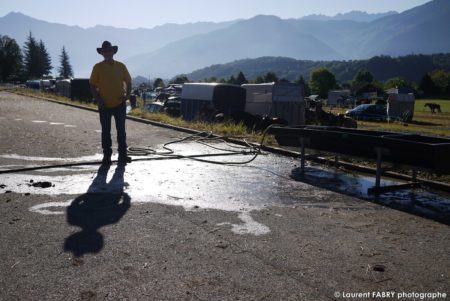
[{"xmin": 64, "ymin": 163, "xmax": 130, "ymax": 257}]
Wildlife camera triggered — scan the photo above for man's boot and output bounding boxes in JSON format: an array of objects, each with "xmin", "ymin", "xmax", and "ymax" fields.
[
  {"xmin": 118, "ymin": 151, "xmax": 131, "ymax": 164},
  {"xmin": 102, "ymin": 150, "xmax": 112, "ymax": 165}
]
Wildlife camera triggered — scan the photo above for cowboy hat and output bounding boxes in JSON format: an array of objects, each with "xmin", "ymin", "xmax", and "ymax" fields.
[{"xmin": 96, "ymin": 41, "xmax": 118, "ymax": 55}]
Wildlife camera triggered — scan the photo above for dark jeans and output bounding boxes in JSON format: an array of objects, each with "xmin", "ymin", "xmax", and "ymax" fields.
[{"xmin": 99, "ymin": 102, "xmax": 127, "ymax": 157}]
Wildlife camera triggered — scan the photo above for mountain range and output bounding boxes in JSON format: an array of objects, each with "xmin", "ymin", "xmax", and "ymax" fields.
[
  {"xmin": 299, "ymin": 10, "xmax": 397, "ymax": 22},
  {"xmin": 0, "ymin": 0, "xmax": 449, "ymax": 79},
  {"xmin": 185, "ymin": 54, "xmax": 450, "ymax": 83},
  {"xmin": 0, "ymin": 12, "xmax": 236, "ymax": 76}
]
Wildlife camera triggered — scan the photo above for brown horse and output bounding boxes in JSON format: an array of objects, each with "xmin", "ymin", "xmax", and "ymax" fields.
[{"xmin": 424, "ymin": 103, "xmax": 441, "ymax": 114}]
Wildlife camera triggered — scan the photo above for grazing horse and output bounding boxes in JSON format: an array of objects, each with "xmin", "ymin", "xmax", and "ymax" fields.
[{"xmin": 424, "ymin": 103, "xmax": 441, "ymax": 114}]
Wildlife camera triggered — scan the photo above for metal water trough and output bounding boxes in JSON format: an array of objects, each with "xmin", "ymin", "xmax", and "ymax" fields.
[{"xmin": 269, "ymin": 126, "xmax": 450, "ymax": 193}]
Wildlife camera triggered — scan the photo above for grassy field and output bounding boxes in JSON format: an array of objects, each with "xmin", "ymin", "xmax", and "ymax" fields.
[
  {"xmin": 328, "ymin": 99, "xmax": 450, "ymax": 137},
  {"xmin": 415, "ymin": 99, "xmax": 450, "ymax": 112}
]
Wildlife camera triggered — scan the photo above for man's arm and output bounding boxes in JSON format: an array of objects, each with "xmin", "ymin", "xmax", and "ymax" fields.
[
  {"xmin": 90, "ymin": 84, "xmax": 104, "ymax": 109},
  {"xmin": 122, "ymin": 63, "xmax": 132, "ymax": 102},
  {"xmin": 123, "ymin": 81, "xmax": 132, "ymax": 102}
]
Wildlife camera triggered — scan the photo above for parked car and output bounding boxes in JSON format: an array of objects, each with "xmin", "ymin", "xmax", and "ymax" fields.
[
  {"xmin": 163, "ymin": 96, "xmax": 181, "ymax": 117},
  {"xmin": 345, "ymin": 104, "xmax": 387, "ymax": 121},
  {"xmin": 143, "ymin": 102, "xmax": 164, "ymax": 113}
]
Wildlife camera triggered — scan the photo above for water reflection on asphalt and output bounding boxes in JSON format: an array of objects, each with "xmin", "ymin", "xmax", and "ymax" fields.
[
  {"xmin": 1, "ymin": 141, "xmax": 449, "ymax": 230},
  {"xmin": 291, "ymin": 165, "xmax": 450, "ymax": 224}
]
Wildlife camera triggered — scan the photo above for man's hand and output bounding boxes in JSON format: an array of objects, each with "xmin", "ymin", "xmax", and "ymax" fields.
[
  {"xmin": 97, "ymin": 99, "xmax": 105, "ymax": 110},
  {"xmin": 124, "ymin": 81, "xmax": 132, "ymax": 103},
  {"xmin": 121, "ymin": 94, "xmax": 130, "ymax": 103},
  {"xmin": 90, "ymin": 84, "xmax": 105, "ymax": 110}
]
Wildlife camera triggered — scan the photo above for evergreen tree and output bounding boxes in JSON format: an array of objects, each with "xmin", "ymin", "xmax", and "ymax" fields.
[
  {"xmin": 0, "ymin": 35, "xmax": 22, "ymax": 82},
  {"xmin": 58, "ymin": 46, "xmax": 73, "ymax": 78},
  {"xmin": 23, "ymin": 32, "xmax": 40, "ymax": 78},
  {"xmin": 264, "ymin": 72, "xmax": 278, "ymax": 83},
  {"xmin": 419, "ymin": 73, "xmax": 435, "ymax": 97},
  {"xmin": 227, "ymin": 75, "xmax": 236, "ymax": 84},
  {"xmin": 235, "ymin": 71, "xmax": 248, "ymax": 85},
  {"xmin": 38, "ymin": 40, "xmax": 52, "ymax": 76},
  {"xmin": 23, "ymin": 32, "xmax": 52, "ymax": 78},
  {"xmin": 296, "ymin": 75, "xmax": 311, "ymax": 96}
]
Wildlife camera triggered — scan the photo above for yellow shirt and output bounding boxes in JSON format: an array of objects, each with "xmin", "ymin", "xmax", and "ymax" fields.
[{"xmin": 89, "ymin": 61, "xmax": 132, "ymax": 108}]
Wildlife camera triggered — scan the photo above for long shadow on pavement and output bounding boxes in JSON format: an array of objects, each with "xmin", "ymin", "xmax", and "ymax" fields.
[{"xmin": 64, "ymin": 163, "xmax": 130, "ymax": 257}]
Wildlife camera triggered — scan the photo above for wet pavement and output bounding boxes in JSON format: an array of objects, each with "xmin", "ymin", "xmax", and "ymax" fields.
[{"xmin": 1, "ymin": 91, "xmax": 450, "ymax": 301}]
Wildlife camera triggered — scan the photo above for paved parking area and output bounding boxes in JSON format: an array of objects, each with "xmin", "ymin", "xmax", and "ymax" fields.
[{"xmin": 1, "ymin": 92, "xmax": 449, "ymax": 301}]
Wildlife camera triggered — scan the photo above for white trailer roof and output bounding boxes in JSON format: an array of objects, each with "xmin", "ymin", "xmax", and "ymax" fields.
[{"xmin": 181, "ymin": 83, "xmax": 219, "ymax": 101}]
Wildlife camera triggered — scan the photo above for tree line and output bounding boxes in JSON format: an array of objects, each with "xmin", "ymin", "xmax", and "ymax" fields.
[
  {"xmin": 168, "ymin": 67, "xmax": 450, "ymax": 99},
  {"xmin": 0, "ymin": 32, "xmax": 73, "ymax": 82}
]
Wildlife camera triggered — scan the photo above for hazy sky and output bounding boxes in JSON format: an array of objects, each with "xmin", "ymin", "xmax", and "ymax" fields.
[{"xmin": 0, "ymin": 0, "xmax": 432, "ymax": 29}]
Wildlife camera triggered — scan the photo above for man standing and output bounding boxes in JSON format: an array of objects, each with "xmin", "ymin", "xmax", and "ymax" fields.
[{"xmin": 90, "ymin": 41, "xmax": 132, "ymax": 164}]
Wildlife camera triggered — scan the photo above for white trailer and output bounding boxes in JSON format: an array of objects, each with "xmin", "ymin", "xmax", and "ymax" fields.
[
  {"xmin": 387, "ymin": 93, "xmax": 415, "ymax": 122},
  {"xmin": 181, "ymin": 83, "xmax": 246, "ymax": 120},
  {"xmin": 242, "ymin": 82, "xmax": 305, "ymax": 125},
  {"xmin": 242, "ymin": 83, "xmax": 273, "ymax": 116}
]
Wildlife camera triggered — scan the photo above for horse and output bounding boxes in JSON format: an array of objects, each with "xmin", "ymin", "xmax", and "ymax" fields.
[{"xmin": 424, "ymin": 103, "xmax": 441, "ymax": 114}]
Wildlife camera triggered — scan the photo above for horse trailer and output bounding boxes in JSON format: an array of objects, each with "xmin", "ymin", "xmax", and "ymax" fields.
[
  {"xmin": 180, "ymin": 83, "xmax": 246, "ymax": 121},
  {"xmin": 387, "ymin": 92, "xmax": 415, "ymax": 122},
  {"xmin": 242, "ymin": 82, "xmax": 305, "ymax": 125},
  {"xmin": 55, "ymin": 79, "xmax": 71, "ymax": 98},
  {"xmin": 71, "ymin": 78, "xmax": 92, "ymax": 102}
]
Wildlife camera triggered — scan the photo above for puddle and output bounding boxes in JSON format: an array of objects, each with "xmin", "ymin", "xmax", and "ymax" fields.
[
  {"xmin": 0, "ymin": 143, "xmax": 319, "ymax": 236},
  {"xmin": 291, "ymin": 165, "xmax": 450, "ymax": 222}
]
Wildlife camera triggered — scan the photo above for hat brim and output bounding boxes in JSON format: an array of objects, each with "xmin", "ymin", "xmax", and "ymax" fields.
[{"xmin": 97, "ymin": 46, "xmax": 118, "ymax": 55}]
